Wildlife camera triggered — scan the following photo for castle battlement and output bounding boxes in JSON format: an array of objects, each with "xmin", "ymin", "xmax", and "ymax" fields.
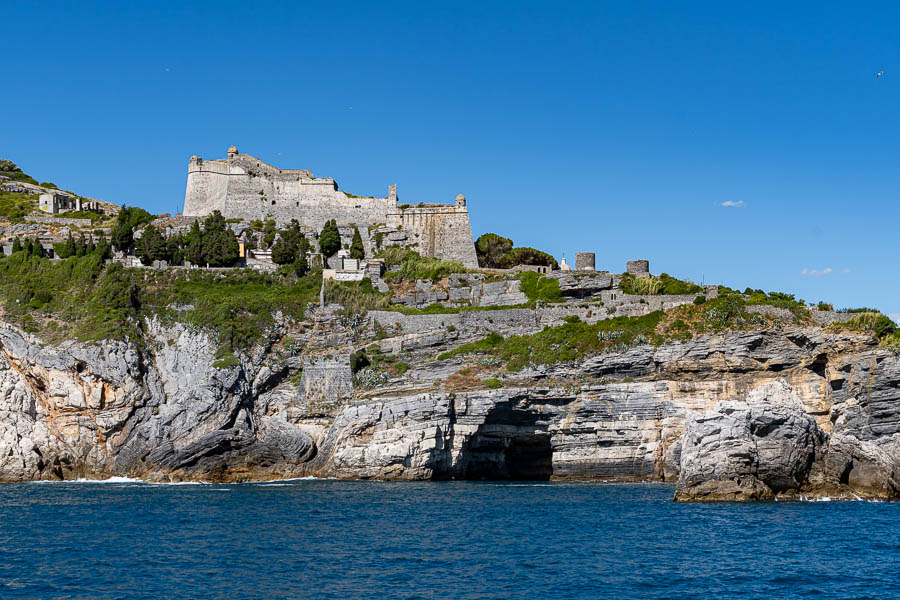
[{"xmin": 183, "ymin": 146, "xmax": 478, "ymax": 267}]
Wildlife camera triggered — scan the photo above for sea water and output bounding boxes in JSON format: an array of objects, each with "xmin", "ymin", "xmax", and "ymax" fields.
[{"xmin": 0, "ymin": 479, "xmax": 897, "ymax": 599}]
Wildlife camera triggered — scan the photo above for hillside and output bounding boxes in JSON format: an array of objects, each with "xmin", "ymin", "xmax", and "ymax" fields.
[{"xmin": 0, "ymin": 159, "xmax": 899, "ymax": 502}]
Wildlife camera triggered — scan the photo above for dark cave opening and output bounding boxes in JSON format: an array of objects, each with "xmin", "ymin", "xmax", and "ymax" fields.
[{"xmin": 462, "ymin": 432, "xmax": 553, "ymax": 481}]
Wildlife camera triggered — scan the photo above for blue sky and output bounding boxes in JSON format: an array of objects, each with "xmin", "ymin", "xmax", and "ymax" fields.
[{"xmin": 3, "ymin": 1, "xmax": 899, "ymax": 317}]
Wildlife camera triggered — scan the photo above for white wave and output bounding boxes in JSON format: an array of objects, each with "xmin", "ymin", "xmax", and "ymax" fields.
[{"xmin": 27, "ymin": 476, "xmax": 211, "ymax": 485}]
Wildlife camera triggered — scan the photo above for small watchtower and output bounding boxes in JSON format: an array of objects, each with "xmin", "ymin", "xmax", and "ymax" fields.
[
  {"xmin": 227, "ymin": 145, "xmax": 239, "ymax": 159},
  {"xmin": 456, "ymin": 193, "xmax": 466, "ymax": 208}
]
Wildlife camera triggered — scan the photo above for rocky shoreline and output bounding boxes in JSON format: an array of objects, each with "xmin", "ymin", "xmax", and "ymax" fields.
[{"xmin": 1, "ymin": 310, "xmax": 898, "ymax": 502}]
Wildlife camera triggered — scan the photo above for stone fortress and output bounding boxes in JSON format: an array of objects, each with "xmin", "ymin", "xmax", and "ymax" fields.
[{"xmin": 183, "ymin": 146, "xmax": 478, "ymax": 268}]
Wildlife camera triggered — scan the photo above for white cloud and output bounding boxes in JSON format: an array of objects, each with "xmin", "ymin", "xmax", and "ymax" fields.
[
  {"xmin": 890, "ymin": 314, "xmax": 900, "ymax": 325},
  {"xmin": 800, "ymin": 268, "xmax": 833, "ymax": 277},
  {"xmin": 721, "ymin": 200, "xmax": 744, "ymax": 207}
]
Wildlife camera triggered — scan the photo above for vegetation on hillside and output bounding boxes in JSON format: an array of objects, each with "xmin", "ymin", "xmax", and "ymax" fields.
[
  {"xmin": 0, "ymin": 191, "xmax": 36, "ymax": 223},
  {"xmin": 135, "ymin": 211, "xmax": 240, "ymax": 268},
  {"xmin": 829, "ymin": 311, "xmax": 900, "ymax": 353},
  {"xmin": 438, "ymin": 312, "xmax": 664, "ymax": 371},
  {"xmin": 0, "ymin": 160, "xmax": 39, "ymax": 185},
  {"xmin": 0, "ymin": 245, "xmax": 322, "ymax": 355}
]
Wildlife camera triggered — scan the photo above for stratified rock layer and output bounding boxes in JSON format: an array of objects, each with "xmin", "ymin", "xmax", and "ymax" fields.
[{"xmin": 1, "ymin": 315, "xmax": 899, "ymax": 501}]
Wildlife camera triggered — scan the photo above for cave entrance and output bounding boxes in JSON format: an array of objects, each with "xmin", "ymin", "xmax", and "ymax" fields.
[{"xmin": 463, "ymin": 432, "xmax": 553, "ymax": 481}]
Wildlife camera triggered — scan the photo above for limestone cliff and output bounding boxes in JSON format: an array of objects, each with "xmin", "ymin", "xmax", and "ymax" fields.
[{"xmin": 1, "ymin": 310, "xmax": 899, "ymax": 501}]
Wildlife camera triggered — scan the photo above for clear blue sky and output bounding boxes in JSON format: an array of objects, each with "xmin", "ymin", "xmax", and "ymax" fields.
[{"xmin": 3, "ymin": 1, "xmax": 898, "ymax": 317}]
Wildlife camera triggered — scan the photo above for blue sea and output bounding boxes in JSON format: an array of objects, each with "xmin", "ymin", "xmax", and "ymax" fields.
[{"xmin": 0, "ymin": 479, "xmax": 897, "ymax": 599}]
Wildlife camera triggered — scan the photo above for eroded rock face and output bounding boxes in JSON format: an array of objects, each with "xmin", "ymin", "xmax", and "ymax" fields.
[
  {"xmin": 674, "ymin": 380, "xmax": 900, "ymax": 501},
  {"xmin": 0, "ymin": 319, "xmax": 314, "ymax": 482},
  {"xmin": 0, "ymin": 315, "xmax": 899, "ymax": 501}
]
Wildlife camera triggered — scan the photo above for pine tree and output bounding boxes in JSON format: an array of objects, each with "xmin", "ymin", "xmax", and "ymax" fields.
[
  {"xmin": 31, "ymin": 238, "xmax": 42, "ymax": 258},
  {"xmin": 12, "ymin": 237, "xmax": 21, "ymax": 253},
  {"xmin": 23, "ymin": 238, "xmax": 33, "ymax": 255}
]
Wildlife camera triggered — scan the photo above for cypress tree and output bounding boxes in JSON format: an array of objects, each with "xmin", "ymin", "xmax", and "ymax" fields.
[
  {"xmin": 57, "ymin": 232, "xmax": 76, "ymax": 258},
  {"xmin": 12, "ymin": 237, "xmax": 21, "ymax": 253},
  {"xmin": 184, "ymin": 221, "xmax": 204, "ymax": 265},
  {"xmin": 318, "ymin": 219, "xmax": 341, "ymax": 258},
  {"xmin": 350, "ymin": 226, "xmax": 365, "ymax": 261}
]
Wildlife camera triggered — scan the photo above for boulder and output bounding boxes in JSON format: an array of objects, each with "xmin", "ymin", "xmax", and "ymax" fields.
[{"xmin": 675, "ymin": 381, "xmax": 822, "ymax": 501}]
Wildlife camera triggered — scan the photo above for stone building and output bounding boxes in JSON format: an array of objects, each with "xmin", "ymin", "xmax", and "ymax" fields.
[
  {"xmin": 39, "ymin": 192, "xmax": 101, "ymax": 215},
  {"xmin": 183, "ymin": 146, "xmax": 478, "ymax": 267}
]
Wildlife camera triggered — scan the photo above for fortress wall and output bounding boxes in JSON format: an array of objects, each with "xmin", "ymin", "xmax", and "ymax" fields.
[
  {"xmin": 183, "ymin": 151, "xmax": 478, "ymax": 265},
  {"xmin": 392, "ymin": 207, "xmax": 478, "ymax": 268}
]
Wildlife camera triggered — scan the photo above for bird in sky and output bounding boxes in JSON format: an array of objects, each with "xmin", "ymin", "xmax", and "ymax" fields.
[{"xmin": 876, "ymin": 71, "xmax": 884, "ymax": 78}]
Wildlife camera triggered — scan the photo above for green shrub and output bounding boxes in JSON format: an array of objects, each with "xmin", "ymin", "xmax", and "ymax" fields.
[
  {"xmin": 518, "ymin": 271, "xmax": 562, "ymax": 303},
  {"xmin": 620, "ymin": 273, "xmax": 702, "ymax": 296},
  {"xmin": 746, "ymin": 290, "xmax": 805, "ymax": 310},
  {"xmin": 693, "ymin": 295, "xmax": 707, "ymax": 305},
  {"xmin": 483, "ymin": 377, "xmax": 503, "ymax": 389}
]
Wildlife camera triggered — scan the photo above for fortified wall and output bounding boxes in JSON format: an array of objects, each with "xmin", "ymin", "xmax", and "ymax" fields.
[{"xmin": 183, "ymin": 146, "xmax": 478, "ymax": 267}]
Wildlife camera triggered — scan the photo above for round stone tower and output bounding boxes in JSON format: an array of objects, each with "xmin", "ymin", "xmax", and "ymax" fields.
[
  {"xmin": 227, "ymin": 145, "xmax": 238, "ymax": 159},
  {"xmin": 575, "ymin": 252, "xmax": 595, "ymax": 272},
  {"xmin": 626, "ymin": 260, "xmax": 650, "ymax": 278}
]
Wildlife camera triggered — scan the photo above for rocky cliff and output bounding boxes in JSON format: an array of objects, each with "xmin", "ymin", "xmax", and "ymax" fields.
[{"xmin": 1, "ymin": 307, "xmax": 898, "ymax": 501}]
